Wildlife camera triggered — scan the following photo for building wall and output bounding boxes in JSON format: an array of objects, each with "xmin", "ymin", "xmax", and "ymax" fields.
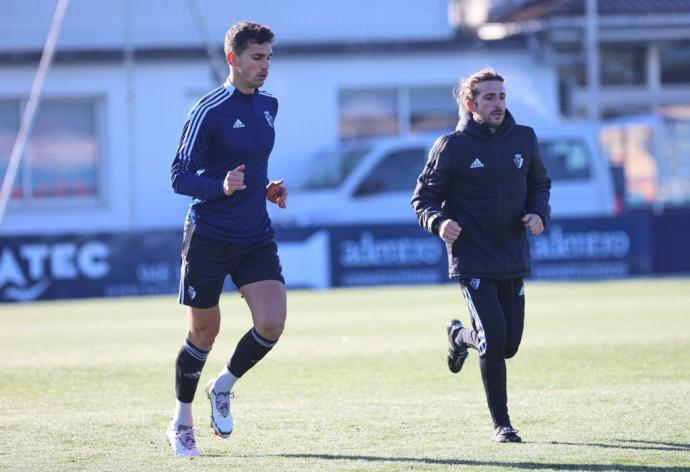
[
  {"xmin": 0, "ymin": 0, "xmax": 560, "ymax": 235},
  {"xmin": 0, "ymin": 48, "xmax": 557, "ymax": 235},
  {"xmin": 0, "ymin": 0, "xmax": 454, "ymax": 51}
]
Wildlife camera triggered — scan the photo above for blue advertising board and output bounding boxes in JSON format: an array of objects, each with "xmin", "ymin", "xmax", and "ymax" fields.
[
  {"xmin": 327, "ymin": 224, "xmax": 448, "ymax": 287},
  {"xmin": 529, "ymin": 214, "xmax": 653, "ymax": 279},
  {"xmin": 650, "ymin": 210, "xmax": 690, "ymax": 273},
  {"xmin": 0, "ymin": 211, "xmax": 686, "ymax": 303},
  {"xmin": 0, "ymin": 231, "xmax": 181, "ymax": 302}
]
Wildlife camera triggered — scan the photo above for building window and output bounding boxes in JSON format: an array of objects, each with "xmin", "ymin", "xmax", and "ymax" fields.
[
  {"xmin": 660, "ymin": 41, "xmax": 690, "ymax": 84},
  {"xmin": 600, "ymin": 45, "xmax": 645, "ymax": 86},
  {"xmin": 339, "ymin": 89, "xmax": 398, "ymax": 140},
  {"xmin": 339, "ymin": 86, "xmax": 456, "ymax": 140},
  {"xmin": 0, "ymin": 99, "xmax": 101, "ymax": 204},
  {"xmin": 409, "ymin": 87, "xmax": 457, "ymax": 133},
  {"xmin": 0, "ymin": 102, "xmax": 21, "ymax": 199}
]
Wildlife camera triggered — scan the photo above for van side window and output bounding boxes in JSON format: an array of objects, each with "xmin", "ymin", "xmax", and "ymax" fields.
[
  {"xmin": 354, "ymin": 148, "xmax": 426, "ymax": 197},
  {"xmin": 301, "ymin": 147, "xmax": 371, "ymax": 190},
  {"xmin": 540, "ymin": 138, "xmax": 592, "ymax": 181}
]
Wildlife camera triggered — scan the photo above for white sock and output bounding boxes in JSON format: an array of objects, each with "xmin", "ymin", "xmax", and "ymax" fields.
[
  {"xmin": 173, "ymin": 400, "xmax": 193, "ymax": 427},
  {"xmin": 212, "ymin": 366, "xmax": 239, "ymax": 393}
]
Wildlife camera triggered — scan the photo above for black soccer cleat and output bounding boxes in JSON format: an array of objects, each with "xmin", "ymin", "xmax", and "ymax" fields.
[
  {"xmin": 493, "ymin": 426, "xmax": 522, "ymax": 443},
  {"xmin": 446, "ymin": 319, "xmax": 469, "ymax": 374}
]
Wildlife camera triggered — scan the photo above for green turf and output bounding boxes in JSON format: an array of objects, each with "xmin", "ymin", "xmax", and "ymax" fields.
[{"xmin": 1, "ymin": 279, "xmax": 689, "ymax": 471}]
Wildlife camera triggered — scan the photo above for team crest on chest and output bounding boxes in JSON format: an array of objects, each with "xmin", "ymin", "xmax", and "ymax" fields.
[
  {"xmin": 513, "ymin": 154, "xmax": 523, "ymax": 169},
  {"xmin": 264, "ymin": 110, "xmax": 274, "ymax": 128}
]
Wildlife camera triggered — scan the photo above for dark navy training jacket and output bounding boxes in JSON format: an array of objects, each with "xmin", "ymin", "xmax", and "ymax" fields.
[
  {"xmin": 171, "ymin": 80, "xmax": 278, "ymax": 243},
  {"xmin": 411, "ymin": 110, "xmax": 551, "ymax": 279}
]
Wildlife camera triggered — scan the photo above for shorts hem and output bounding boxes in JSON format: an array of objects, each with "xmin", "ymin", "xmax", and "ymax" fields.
[{"xmin": 235, "ymin": 275, "xmax": 285, "ymax": 290}]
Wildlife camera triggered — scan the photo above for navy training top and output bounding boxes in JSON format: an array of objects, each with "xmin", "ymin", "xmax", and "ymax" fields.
[{"xmin": 170, "ymin": 79, "xmax": 278, "ymax": 243}]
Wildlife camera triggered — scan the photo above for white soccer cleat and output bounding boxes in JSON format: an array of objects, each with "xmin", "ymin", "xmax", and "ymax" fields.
[
  {"xmin": 166, "ymin": 422, "xmax": 200, "ymax": 457},
  {"xmin": 205, "ymin": 378, "xmax": 233, "ymax": 438}
]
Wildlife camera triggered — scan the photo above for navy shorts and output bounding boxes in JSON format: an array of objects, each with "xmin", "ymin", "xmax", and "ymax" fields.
[{"xmin": 178, "ymin": 222, "xmax": 284, "ymax": 308}]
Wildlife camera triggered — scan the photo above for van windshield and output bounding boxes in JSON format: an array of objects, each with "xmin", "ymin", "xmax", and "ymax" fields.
[
  {"xmin": 300, "ymin": 146, "xmax": 372, "ymax": 189},
  {"xmin": 540, "ymin": 138, "xmax": 592, "ymax": 180}
]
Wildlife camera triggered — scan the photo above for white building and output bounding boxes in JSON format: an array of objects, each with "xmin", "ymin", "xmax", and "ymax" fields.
[{"xmin": 0, "ymin": 0, "xmax": 558, "ymax": 235}]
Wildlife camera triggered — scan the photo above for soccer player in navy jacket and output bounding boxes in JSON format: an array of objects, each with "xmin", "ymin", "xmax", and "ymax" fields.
[
  {"xmin": 412, "ymin": 68, "xmax": 551, "ymax": 443},
  {"xmin": 167, "ymin": 22, "xmax": 288, "ymax": 456}
]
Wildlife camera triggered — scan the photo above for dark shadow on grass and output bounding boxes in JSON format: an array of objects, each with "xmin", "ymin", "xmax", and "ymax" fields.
[
  {"xmin": 616, "ymin": 439, "xmax": 690, "ymax": 451},
  {"xmin": 256, "ymin": 453, "xmax": 689, "ymax": 471},
  {"xmin": 541, "ymin": 439, "xmax": 690, "ymax": 453}
]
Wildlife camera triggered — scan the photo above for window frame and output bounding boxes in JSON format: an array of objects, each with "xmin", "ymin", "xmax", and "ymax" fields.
[
  {"xmin": 660, "ymin": 40, "xmax": 690, "ymax": 85},
  {"xmin": 0, "ymin": 95, "xmax": 106, "ymax": 211},
  {"xmin": 599, "ymin": 44, "xmax": 646, "ymax": 87},
  {"xmin": 338, "ymin": 85, "xmax": 456, "ymax": 141}
]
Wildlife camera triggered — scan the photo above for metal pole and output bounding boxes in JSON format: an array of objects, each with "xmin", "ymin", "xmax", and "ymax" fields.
[
  {"xmin": 0, "ymin": 0, "xmax": 70, "ymax": 225},
  {"xmin": 585, "ymin": 0, "xmax": 600, "ymax": 120},
  {"xmin": 124, "ymin": 0, "xmax": 137, "ymax": 228},
  {"xmin": 186, "ymin": 0, "xmax": 226, "ymax": 83}
]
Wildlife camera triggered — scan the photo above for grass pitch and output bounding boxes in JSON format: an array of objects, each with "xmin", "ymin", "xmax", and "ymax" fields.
[{"xmin": 1, "ymin": 278, "xmax": 689, "ymax": 471}]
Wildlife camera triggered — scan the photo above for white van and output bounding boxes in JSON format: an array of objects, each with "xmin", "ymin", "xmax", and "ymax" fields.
[{"xmin": 270, "ymin": 122, "xmax": 615, "ymax": 226}]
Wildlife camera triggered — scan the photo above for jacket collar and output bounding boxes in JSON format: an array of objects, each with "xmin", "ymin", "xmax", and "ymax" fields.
[{"xmin": 457, "ymin": 109, "xmax": 516, "ymax": 140}]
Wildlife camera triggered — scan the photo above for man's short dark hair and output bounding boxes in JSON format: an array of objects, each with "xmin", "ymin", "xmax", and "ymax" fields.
[
  {"xmin": 454, "ymin": 67, "xmax": 505, "ymax": 117},
  {"xmin": 224, "ymin": 21, "xmax": 274, "ymax": 56}
]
